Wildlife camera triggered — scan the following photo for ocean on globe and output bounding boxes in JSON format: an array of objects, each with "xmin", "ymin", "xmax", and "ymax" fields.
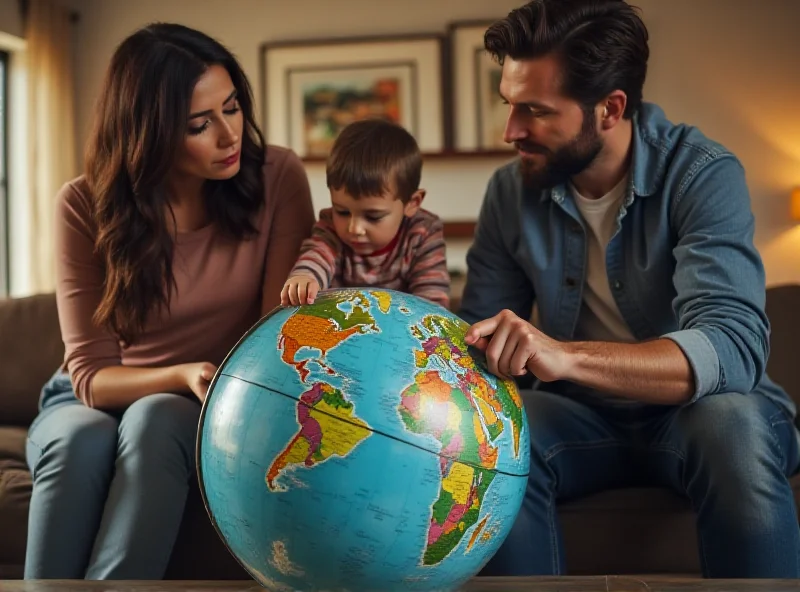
[{"xmin": 197, "ymin": 288, "xmax": 530, "ymax": 592}]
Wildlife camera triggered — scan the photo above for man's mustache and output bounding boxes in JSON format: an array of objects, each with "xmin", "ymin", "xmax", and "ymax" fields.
[{"xmin": 515, "ymin": 141, "xmax": 551, "ymax": 155}]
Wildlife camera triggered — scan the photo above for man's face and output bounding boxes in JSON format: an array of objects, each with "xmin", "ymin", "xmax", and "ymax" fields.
[{"xmin": 499, "ymin": 55, "xmax": 603, "ymax": 190}]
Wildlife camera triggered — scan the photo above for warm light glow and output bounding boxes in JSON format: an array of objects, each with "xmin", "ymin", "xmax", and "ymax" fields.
[
  {"xmin": 761, "ymin": 225, "xmax": 800, "ymax": 286},
  {"xmin": 792, "ymin": 188, "xmax": 800, "ymax": 221}
]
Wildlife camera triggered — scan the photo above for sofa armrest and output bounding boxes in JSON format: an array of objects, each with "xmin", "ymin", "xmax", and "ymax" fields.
[
  {"xmin": 0, "ymin": 293, "xmax": 64, "ymax": 426},
  {"xmin": 766, "ymin": 284, "xmax": 800, "ymax": 407}
]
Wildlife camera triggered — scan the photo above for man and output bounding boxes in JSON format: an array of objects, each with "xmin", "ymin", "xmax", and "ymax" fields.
[{"xmin": 460, "ymin": 0, "xmax": 800, "ymax": 579}]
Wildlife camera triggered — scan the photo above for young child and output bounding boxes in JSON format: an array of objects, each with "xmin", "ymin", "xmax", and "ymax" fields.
[{"xmin": 281, "ymin": 118, "xmax": 450, "ymax": 308}]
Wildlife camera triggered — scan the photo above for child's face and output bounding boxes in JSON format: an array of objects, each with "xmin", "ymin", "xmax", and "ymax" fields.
[{"xmin": 330, "ymin": 187, "xmax": 424, "ymax": 255}]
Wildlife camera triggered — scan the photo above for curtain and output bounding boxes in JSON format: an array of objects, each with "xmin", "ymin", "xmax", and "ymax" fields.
[{"xmin": 25, "ymin": 0, "xmax": 77, "ymax": 293}]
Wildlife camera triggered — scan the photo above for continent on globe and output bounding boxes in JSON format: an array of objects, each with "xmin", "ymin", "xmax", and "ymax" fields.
[
  {"xmin": 426, "ymin": 461, "xmax": 495, "ymax": 565},
  {"xmin": 400, "ymin": 373, "xmax": 497, "ymax": 565},
  {"xmin": 268, "ymin": 291, "xmax": 378, "ymax": 492},
  {"xmin": 266, "ymin": 382, "xmax": 371, "ymax": 492},
  {"xmin": 399, "ymin": 313, "xmax": 526, "ymax": 565},
  {"xmin": 278, "ymin": 291, "xmax": 377, "ymax": 382},
  {"xmin": 411, "ymin": 315, "xmax": 524, "ymax": 456}
]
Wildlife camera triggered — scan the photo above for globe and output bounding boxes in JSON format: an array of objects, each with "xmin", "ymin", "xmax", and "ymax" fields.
[{"xmin": 197, "ymin": 288, "xmax": 530, "ymax": 592}]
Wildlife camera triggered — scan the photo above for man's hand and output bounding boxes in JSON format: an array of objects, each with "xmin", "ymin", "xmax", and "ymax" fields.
[
  {"xmin": 281, "ymin": 275, "xmax": 320, "ymax": 306},
  {"xmin": 465, "ymin": 309, "xmax": 695, "ymax": 404},
  {"xmin": 464, "ymin": 309, "xmax": 570, "ymax": 382}
]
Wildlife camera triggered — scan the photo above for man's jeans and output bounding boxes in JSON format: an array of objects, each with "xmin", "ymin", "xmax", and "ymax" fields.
[{"xmin": 481, "ymin": 389, "xmax": 800, "ymax": 578}]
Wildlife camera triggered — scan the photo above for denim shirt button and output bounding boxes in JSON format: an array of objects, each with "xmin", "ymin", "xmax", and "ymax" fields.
[
  {"xmin": 565, "ymin": 277, "xmax": 577, "ymax": 288},
  {"xmin": 613, "ymin": 280, "xmax": 623, "ymax": 291}
]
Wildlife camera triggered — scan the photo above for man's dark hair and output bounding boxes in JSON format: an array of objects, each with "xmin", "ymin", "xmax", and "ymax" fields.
[
  {"xmin": 326, "ymin": 119, "xmax": 422, "ymax": 203},
  {"xmin": 484, "ymin": 0, "xmax": 649, "ymax": 118}
]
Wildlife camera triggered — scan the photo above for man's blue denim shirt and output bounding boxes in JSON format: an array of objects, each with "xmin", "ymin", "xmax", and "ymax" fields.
[{"xmin": 459, "ymin": 102, "xmax": 794, "ymax": 417}]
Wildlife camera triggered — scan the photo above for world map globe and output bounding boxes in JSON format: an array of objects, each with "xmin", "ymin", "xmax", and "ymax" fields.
[{"xmin": 197, "ymin": 288, "xmax": 530, "ymax": 591}]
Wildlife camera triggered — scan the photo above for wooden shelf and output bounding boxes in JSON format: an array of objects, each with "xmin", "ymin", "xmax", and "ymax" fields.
[
  {"xmin": 443, "ymin": 221, "xmax": 476, "ymax": 239},
  {"xmin": 300, "ymin": 149, "xmax": 515, "ymax": 164}
]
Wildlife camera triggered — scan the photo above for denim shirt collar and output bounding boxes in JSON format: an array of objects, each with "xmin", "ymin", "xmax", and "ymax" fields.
[{"xmin": 536, "ymin": 102, "xmax": 670, "ymax": 204}]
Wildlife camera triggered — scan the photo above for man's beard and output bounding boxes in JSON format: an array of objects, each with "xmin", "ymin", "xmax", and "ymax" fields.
[{"xmin": 517, "ymin": 110, "xmax": 603, "ymax": 191}]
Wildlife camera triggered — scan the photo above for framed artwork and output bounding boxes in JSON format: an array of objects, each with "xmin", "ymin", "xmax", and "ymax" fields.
[
  {"xmin": 447, "ymin": 21, "xmax": 512, "ymax": 152},
  {"xmin": 260, "ymin": 34, "xmax": 445, "ymax": 159}
]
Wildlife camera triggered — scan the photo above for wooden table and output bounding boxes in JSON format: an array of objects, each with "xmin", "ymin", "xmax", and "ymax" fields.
[{"xmin": 3, "ymin": 578, "xmax": 800, "ymax": 591}]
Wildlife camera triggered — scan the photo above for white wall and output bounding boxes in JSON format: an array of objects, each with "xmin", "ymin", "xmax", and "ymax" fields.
[{"xmin": 60, "ymin": 0, "xmax": 800, "ymax": 284}]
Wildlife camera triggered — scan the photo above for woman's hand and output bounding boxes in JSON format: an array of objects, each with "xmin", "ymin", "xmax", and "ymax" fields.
[
  {"xmin": 281, "ymin": 275, "xmax": 320, "ymax": 306},
  {"xmin": 179, "ymin": 362, "xmax": 218, "ymax": 402}
]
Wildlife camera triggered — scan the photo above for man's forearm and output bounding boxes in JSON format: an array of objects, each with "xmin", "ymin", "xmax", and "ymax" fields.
[{"xmin": 562, "ymin": 338, "xmax": 694, "ymax": 404}]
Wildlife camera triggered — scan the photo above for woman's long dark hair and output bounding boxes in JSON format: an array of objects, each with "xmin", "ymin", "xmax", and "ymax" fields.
[{"xmin": 86, "ymin": 23, "xmax": 265, "ymax": 345}]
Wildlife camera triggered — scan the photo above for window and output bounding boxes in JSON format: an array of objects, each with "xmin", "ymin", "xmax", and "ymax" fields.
[{"xmin": 0, "ymin": 50, "xmax": 7, "ymax": 297}]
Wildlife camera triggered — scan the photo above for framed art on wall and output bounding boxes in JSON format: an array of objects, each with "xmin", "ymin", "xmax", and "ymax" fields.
[
  {"xmin": 447, "ymin": 21, "xmax": 512, "ymax": 152},
  {"xmin": 260, "ymin": 34, "xmax": 445, "ymax": 159}
]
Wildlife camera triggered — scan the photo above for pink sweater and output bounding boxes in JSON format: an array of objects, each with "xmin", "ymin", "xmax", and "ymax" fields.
[
  {"xmin": 289, "ymin": 207, "xmax": 450, "ymax": 308},
  {"xmin": 56, "ymin": 146, "xmax": 314, "ymax": 405}
]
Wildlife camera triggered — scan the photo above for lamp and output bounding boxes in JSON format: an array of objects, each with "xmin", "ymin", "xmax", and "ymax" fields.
[{"xmin": 793, "ymin": 187, "xmax": 800, "ymax": 222}]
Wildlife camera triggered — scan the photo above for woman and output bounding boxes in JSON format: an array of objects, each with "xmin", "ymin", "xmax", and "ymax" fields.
[{"xmin": 24, "ymin": 23, "xmax": 315, "ymax": 579}]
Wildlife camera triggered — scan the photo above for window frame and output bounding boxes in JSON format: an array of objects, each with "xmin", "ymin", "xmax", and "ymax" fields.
[{"xmin": 0, "ymin": 49, "xmax": 9, "ymax": 297}]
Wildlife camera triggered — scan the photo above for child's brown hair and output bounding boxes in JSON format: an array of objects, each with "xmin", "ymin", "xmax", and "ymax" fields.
[{"xmin": 326, "ymin": 119, "xmax": 422, "ymax": 204}]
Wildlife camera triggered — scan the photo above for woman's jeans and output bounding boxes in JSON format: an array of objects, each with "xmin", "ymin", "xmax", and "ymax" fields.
[
  {"xmin": 481, "ymin": 389, "xmax": 800, "ymax": 578},
  {"xmin": 24, "ymin": 370, "xmax": 201, "ymax": 579}
]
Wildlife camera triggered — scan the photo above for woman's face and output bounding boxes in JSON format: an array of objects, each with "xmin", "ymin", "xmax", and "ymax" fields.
[{"xmin": 173, "ymin": 64, "xmax": 244, "ymax": 181}]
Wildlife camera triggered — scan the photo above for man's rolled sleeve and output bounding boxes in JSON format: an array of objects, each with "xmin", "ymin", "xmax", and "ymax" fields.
[{"xmin": 663, "ymin": 328, "xmax": 720, "ymax": 402}]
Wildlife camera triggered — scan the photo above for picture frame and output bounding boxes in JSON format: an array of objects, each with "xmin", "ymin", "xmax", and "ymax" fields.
[
  {"xmin": 260, "ymin": 34, "xmax": 445, "ymax": 159},
  {"xmin": 447, "ymin": 21, "xmax": 512, "ymax": 152}
]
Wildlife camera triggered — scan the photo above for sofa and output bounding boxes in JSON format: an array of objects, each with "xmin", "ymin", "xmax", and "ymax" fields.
[{"xmin": 1, "ymin": 286, "xmax": 799, "ymax": 579}]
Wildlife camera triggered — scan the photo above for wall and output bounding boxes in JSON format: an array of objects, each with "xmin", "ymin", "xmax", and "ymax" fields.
[
  {"xmin": 63, "ymin": 0, "xmax": 800, "ymax": 284},
  {"xmin": 0, "ymin": 0, "xmax": 22, "ymax": 37}
]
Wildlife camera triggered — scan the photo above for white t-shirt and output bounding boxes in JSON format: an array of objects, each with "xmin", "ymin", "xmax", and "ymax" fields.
[{"xmin": 570, "ymin": 175, "xmax": 636, "ymax": 344}]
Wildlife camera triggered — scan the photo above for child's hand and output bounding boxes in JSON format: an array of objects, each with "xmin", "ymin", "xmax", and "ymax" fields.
[{"xmin": 281, "ymin": 275, "xmax": 320, "ymax": 306}]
